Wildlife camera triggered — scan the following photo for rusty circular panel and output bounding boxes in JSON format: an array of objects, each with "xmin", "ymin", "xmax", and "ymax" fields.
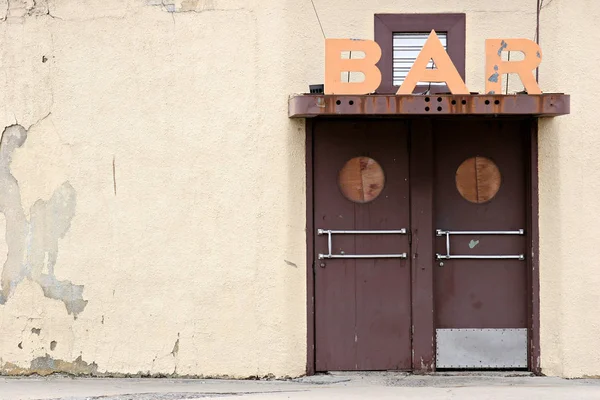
[
  {"xmin": 456, "ymin": 156, "xmax": 502, "ymax": 204},
  {"xmin": 338, "ymin": 157, "xmax": 385, "ymax": 203}
]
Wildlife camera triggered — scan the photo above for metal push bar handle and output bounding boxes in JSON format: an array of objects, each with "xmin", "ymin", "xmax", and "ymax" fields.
[
  {"xmin": 317, "ymin": 229, "xmax": 407, "ymax": 260},
  {"xmin": 435, "ymin": 229, "xmax": 525, "ymax": 261},
  {"xmin": 437, "ymin": 230, "xmax": 524, "ymax": 236},
  {"xmin": 438, "ymin": 255, "xmax": 524, "ymax": 260},
  {"xmin": 319, "ymin": 229, "xmax": 407, "ymax": 235}
]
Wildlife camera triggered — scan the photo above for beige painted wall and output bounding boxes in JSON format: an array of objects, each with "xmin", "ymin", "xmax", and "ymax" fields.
[
  {"xmin": 538, "ymin": 0, "xmax": 600, "ymax": 379},
  {"xmin": 0, "ymin": 0, "xmax": 307, "ymax": 378},
  {"xmin": 0, "ymin": 0, "xmax": 592, "ymax": 378}
]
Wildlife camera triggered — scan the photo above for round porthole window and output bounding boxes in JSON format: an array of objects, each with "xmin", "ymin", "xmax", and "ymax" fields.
[
  {"xmin": 455, "ymin": 156, "xmax": 501, "ymax": 204},
  {"xmin": 338, "ymin": 156, "xmax": 385, "ymax": 203}
]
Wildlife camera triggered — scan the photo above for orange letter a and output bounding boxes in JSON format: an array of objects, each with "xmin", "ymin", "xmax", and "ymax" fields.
[{"xmin": 397, "ymin": 30, "xmax": 469, "ymax": 95}]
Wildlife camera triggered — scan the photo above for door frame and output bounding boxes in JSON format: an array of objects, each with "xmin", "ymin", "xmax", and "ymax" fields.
[
  {"xmin": 528, "ymin": 118, "xmax": 541, "ymax": 374},
  {"xmin": 304, "ymin": 117, "xmax": 541, "ymax": 375}
]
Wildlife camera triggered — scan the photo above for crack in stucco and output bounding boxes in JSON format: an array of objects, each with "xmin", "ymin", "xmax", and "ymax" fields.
[
  {"xmin": 2, "ymin": 1, "xmax": 8, "ymax": 21},
  {"xmin": 0, "ymin": 124, "xmax": 87, "ymax": 317},
  {"xmin": 171, "ymin": 337, "xmax": 180, "ymax": 357},
  {"xmin": 4, "ymin": 0, "xmax": 51, "ymax": 19},
  {"xmin": 0, "ymin": 0, "xmax": 65, "ymax": 21},
  {"xmin": 171, "ymin": 335, "xmax": 180, "ymax": 375},
  {"xmin": 0, "ymin": 0, "xmax": 246, "ymax": 21}
]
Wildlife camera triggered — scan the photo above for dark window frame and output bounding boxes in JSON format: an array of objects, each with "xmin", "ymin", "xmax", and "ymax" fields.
[{"xmin": 374, "ymin": 13, "xmax": 466, "ymax": 94}]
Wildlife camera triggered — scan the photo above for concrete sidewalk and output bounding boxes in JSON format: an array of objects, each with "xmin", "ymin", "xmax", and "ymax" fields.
[{"xmin": 2, "ymin": 372, "xmax": 600, "ymax": 400}]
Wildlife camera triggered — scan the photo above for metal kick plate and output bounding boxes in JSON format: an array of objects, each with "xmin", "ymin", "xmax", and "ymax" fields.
[{"xmin": 436, "ymin": 328, "xmax": 528, "ymax": 369}]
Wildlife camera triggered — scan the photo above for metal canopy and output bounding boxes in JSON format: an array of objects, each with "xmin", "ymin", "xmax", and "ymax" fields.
[{"xmin": 288, "ymin": 94, "xmax": 570, "ymax": 118}]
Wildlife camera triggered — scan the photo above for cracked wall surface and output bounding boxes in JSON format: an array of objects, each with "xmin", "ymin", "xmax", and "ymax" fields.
[
  {"xmin": 0, "ymin": 0, "xmax": 596, "ymax": 379},
  {"xmin": 0, "ymin": 0, "xmax": 306, "ymax": 378},
  {"xmin": 0, "ymin": 124, "xmax": 85, "ymax": 316},
  {"xmin": 2, "ymin": 0, "xmax": 50, "ymax": 20}
]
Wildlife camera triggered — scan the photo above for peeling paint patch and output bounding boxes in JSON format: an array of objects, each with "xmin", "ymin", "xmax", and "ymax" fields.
[
  {"xmin": 145, "ymin": 0, "xmax": 234, "ymax": 13},
  {"xmin": 1, "ymin": 355, "xmax": 98, "ymax": 376},
  {"xmin": 469, "ymin": 240, "xmax": 480, "ymax": 249},
  {"xmin": 180, "ymin": 0, "xmax": 202, "ymax": 12},
  {"xmin": 31, "ymin": 327, "xmax": 41, "ymax": 335},
  {"xmin": 50, "ymin": 340, "xmax": 57, "ymax": 351},
  {"xmin": 284, "ymin": 260, "xmax": 298, "ymax": 268},
  {"xmin": 0, "ymin": 125, "xmax": 87, "ymax": 317},
  {"xmin": 498, "ymin": 40, "xmax": 508, "ymax": 56},
  {"xmin": 488, "ymin": 73, "xmax": 499, "ymax": 83},
  {"xmin": 489, "ymin": 65, "xmax": 500, "ymax": 83},
  {"xmin": 31, "ymin": 355, "xmax": 97, "ymax": 375}
]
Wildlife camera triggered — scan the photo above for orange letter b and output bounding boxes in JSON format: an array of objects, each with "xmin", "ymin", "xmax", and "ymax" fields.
[{"xmin": 324, "ymin": 39, "xmax": 382, "ymax": 95}]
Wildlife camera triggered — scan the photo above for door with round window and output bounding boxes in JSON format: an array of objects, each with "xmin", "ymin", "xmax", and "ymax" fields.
[
  {"xmin": 313, "ymin": 119, "xmax": 412, "ymax": 372},
  {"xmin": 433, "ymin": 120, "xmax": 529, "ymax": 369}
]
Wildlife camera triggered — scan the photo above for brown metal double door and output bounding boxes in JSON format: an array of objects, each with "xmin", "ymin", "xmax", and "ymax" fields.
[{"xmin": 313, "ymin": 118, "xmax": 529, "ymax": 371}]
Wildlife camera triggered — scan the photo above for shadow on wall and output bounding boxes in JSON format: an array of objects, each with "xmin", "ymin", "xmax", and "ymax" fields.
[{"xmin": 0, "ymin": 124, "xmax": 87, "ymax": 318}]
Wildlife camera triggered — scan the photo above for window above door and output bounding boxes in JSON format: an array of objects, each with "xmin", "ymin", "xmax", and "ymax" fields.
[
  {"xmin": 374, "ymin": 14, "xmax": 466, "ymax": 94},
  {"xmin": 393, "ymin": 32, "xmax": 448, "ymax": 87}
]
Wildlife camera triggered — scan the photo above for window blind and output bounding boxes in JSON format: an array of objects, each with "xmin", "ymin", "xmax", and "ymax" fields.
[{"xmin": 393, "ymin": 32, "xmax": 448, "ymax": 86}]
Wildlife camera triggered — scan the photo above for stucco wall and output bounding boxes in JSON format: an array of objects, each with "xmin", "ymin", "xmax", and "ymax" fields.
[
  {"xmin": 0, "ymin": 0, "xmax": 307, "ymax": 377},
  {"xmin": 538, "ymin": 0, "xmax": 600, "ymax": 378},
  {"xmin": 0, "ymin": 0, "xmax": 588, "ymax": 378}
]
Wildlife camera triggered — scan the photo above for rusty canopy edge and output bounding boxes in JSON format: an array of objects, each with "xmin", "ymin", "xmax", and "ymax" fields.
[{"xmin": 288, "ymin": 94, "xmax": 570, "ymax": 118}]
